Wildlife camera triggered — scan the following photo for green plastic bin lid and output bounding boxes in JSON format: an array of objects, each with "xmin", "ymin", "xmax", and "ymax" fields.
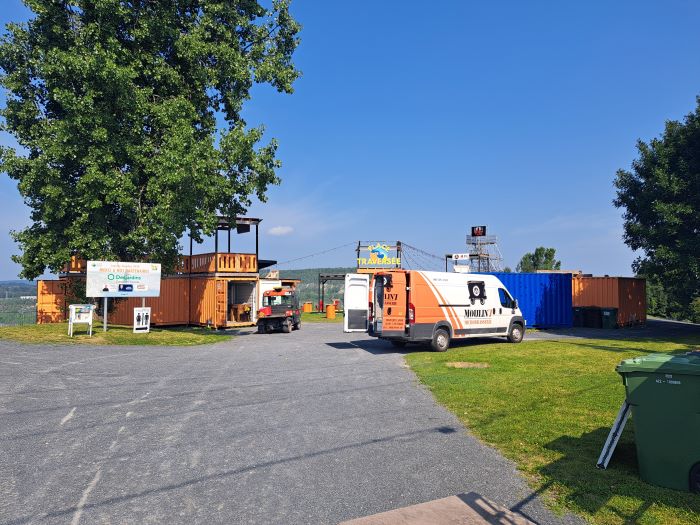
[{"xmin": 617, "ymin": 352, "xmax": 700, "ymax": 376}]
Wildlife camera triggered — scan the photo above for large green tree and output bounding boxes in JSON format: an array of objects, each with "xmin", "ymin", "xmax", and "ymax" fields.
[
  {"xmin": 515, "ymin": 247, "xmax": 561, "ymax": 273},
  {"xmin": 614, "ymin": 99, "xmax": 700, "ymax": 321},
  {"xmin": 0, "ymin": 0, "xmax": 300, "ymax": 279}
]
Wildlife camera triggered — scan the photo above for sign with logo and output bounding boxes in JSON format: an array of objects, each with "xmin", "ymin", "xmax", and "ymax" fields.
[
  {"xmin": 68, "ymin": 304, "xmax": 94, "ymax": 337},
  {"xmin": 86, "ymin": 261, "xmax": 161, "ymax": 298},
  {"xmin": 471, "ymin": 226, "xmax": 486, "ymax": 237},
  {"xmin": 133, "ymin": 307, "xmax": 152, "ymax": 334},
  {"xmin": 452, "ymin": 253, "xmax": 470, "ymax": 262},
  {"xmin": 357, "ymin": 243, "xmax": 401, "ymax": 268}
]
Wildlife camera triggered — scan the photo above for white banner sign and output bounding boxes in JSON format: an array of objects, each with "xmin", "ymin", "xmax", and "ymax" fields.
[
  {"xmin": 86, "ymin": 261, "xmax": 161, "ymax": 298},
  {"xmin": 452, "ymin": 253, "xmax": 470, "ymax": 262}
]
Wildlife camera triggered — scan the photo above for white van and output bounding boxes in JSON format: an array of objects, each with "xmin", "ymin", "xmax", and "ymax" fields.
[{"xmin": 344, "ymin": 270, "xmax": 525, "ymax": 351}]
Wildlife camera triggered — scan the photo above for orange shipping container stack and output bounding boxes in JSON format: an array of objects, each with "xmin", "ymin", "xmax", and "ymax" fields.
[{"xmin": 572, "ymin": 276, "xmax": 646, "ymax": 327}]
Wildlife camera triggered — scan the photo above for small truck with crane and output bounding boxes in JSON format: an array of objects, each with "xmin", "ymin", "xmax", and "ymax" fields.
[{"xmin": 257, "ymin": 287, "xmax": 301, "ymax": 334}]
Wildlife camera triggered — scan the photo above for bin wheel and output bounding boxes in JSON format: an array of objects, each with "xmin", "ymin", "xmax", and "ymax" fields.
[
  {"xmin": 282, "ymin": 320, "xmax": 292, "ymax": 333},
  {"xmin": 690, "ymin": 463, "xmax": 700, "ymax": 493},
  {"xmin": 508, "ymin": 323, "xmax": 524, "ymax": 343},
  {"xmin": 431, "ymin": 328, "xmax": 450, "ymax": 352}
]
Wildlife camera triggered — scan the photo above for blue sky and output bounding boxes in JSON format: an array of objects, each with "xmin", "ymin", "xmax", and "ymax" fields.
[{"xmin": 2, "ymin": 1, "xmax": 700, "ymax": 279}]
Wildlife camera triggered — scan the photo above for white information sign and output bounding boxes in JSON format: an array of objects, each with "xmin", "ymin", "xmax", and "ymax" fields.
[
  {"xmin": 452, "ymin": 253, "xmax": 470, "ymax": 262},
  {"xmin": 133, "ymin": 307, "xmax": 152, "ymax": 334},
  {"xmin": 68, "ymin": 304, "xmax": 94, "ymax": 337},
  {"xmin": 86, "ymin": 261, "xmax": 161, "ymax": 298}
]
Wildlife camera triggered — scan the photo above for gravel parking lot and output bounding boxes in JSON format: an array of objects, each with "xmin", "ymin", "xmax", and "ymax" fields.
[{"xmin": 0, "ymin": 324, "xmax": 583, "ymax": 525}]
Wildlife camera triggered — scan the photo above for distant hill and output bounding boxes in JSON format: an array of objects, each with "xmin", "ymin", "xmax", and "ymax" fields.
[
  {"xmin": 271, "ymin": 267, "xmax": 355, "ymax": 306},
  {"xmin": 0, "ymin": 280, "xmax": 36, "ymax": 298}
]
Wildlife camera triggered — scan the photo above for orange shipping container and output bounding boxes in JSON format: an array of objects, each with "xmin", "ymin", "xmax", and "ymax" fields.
[
  {"xmin": 37, "ymin": 275, "xmax": 240, "ymax": 329},
  {"xmin": 37, "ymin": 279, "xmax": 68, "ymax": 324},
  {"xmin": 572, "ymin": 277, "xmax": 646, "ymax": 326}
]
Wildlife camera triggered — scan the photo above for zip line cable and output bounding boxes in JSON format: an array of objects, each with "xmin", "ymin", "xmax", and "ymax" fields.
[{"xmin": 269, "ymin": 241, "xmax": 357, "ymax": 269}]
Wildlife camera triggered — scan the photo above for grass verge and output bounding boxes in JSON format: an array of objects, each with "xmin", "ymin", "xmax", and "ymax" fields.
[
  {"xmin": 0, "ymin": 322, "xmax": 228, "ymax": 346},
  {"xmin": 302, "ymin": 311, "xmax": 343, "ymax": 323},
  {"xmin": 405, "ymin": 336, "xmax": 700, "ymax": 525}
]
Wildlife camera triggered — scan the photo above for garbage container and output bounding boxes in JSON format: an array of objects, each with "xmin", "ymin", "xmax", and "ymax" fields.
[
  {"xmin": 326, "ymin": 304, "xmax": 336, "ymax": 319},
  {"xmin": 616, "ymin": 352, "xmax": 700, "ymax": 492},
  {"xmin": 302, "ymin": 302, "xmax": 313, "ymax": 313},
  {"xmin": 573, "ymin": 307, "xmax": 585, "ymax": 327},
  {"xmin": 583, "ymin": 307, "xmax": 602, "ymax": 328},
  {"xmin": 601, "ymin": 308, "xmax": 618, "ymax": 329}
]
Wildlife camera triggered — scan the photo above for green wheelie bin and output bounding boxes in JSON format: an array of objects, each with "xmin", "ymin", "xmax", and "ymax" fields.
[{"xmin": 616, "ymin": 352, "xmax": 700, "ymax": 492}]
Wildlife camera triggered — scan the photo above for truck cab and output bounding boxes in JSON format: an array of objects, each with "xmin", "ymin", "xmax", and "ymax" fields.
[{"xmin": 257, "ymin": 287, "xmax": 301, "ymax": 334}]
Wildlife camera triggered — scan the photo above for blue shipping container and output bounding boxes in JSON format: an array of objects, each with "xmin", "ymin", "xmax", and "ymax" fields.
[{"xmin": 486, "ymin": 272, "xmax": 573, "ymax": 328}]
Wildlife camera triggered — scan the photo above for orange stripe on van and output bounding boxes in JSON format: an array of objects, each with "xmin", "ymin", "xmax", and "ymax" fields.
[{"xmin": 415, "ymin": 272, "xmax": 462, "ymax": 332}]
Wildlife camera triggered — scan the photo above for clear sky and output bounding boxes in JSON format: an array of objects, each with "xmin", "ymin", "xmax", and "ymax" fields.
[{"xmin": 2, "ymin": 1, "xmax": 700, "ymax": 279}]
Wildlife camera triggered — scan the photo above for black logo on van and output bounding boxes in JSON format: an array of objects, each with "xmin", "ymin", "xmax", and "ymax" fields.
[{"xmin": 468, "ymin": 281, "xmax": 486, "ymax": 305}]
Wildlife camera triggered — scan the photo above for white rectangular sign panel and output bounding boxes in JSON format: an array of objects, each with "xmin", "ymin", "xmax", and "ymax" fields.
[
  {"xmin": 452, "ymin": 253, "xmax": 470, "ymax": 262},
  {"xmin": 133, "ymin": 307, "xmax": 152, "ymax": 334},
  {"xmin": 86, "ymin": 261, "xmax": 161, "ymax": 298}
]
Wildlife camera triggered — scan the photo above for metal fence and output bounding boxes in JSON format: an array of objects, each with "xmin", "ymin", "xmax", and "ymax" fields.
[{"xmin": 0, "ymin": 298, "xmax": 37, "ymax": 326}]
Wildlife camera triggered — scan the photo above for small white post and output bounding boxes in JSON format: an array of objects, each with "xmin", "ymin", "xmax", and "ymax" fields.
[{"xmin": 103, "ymin": 297, "xmax": 108, "ymax": 332}]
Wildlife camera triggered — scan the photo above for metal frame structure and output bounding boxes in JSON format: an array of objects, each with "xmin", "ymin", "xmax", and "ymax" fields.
[{"xmin": 318, "ymin": 273, "xmax": 346, "ymax": 312}]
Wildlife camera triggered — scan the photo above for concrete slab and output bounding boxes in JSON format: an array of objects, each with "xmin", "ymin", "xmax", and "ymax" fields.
[{"xmin": 340, "ymin": 493, "xmax": 535, "ymax": 525}]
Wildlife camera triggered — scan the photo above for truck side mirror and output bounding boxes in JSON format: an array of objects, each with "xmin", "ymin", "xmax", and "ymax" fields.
[{"xmin": 513, "ymin": 299, "xmax": 519, "ymax": 310}]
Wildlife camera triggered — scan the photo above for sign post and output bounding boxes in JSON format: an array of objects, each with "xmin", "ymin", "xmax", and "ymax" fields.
[
  {"xmin": 86, "ymin": 261, "xmax": 162, "ymax": 332},
  {"xmin": 103, "ymin": 297, "xmax": 108, "ymax": 332}
]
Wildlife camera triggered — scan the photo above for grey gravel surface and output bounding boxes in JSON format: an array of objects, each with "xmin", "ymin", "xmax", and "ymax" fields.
[{"xmin": 0, "ymin": 324, "xmax": 583, "ymax": 525}]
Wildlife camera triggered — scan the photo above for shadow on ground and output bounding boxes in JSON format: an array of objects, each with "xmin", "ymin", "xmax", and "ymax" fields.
[
  {"xmin": 536, "ymin": 427, "xmax": 700, "ymax": 523},
  {"xmin": 536, "ymin": 318, "xmax": 700, "ymax": 342}
]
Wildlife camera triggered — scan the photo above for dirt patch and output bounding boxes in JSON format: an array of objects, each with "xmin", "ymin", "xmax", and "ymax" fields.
[{"xmin": 446, "ymin": 362, "xmax": 490, "ymax": 369}]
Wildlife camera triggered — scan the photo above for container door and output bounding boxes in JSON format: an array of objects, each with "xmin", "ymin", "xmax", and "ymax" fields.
[
  {"xmin": 343, "ymin": 273, "xmax": 370, "ymax": 332},
  {"xmin": 215, "ymin": 280, "xmax": 227, "ymax": 327}
]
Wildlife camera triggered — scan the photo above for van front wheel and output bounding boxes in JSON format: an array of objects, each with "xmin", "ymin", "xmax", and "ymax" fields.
[
  {"xmin": 431, "ymin": 328, "xmax": 450, "ymax": 352},
  {"xmin": 508, "ymin": 323, "xmax": 524, "ymax": 343}
]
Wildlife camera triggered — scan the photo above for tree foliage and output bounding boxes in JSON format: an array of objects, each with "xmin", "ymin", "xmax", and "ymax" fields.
[
  {"xmin": 515, "ymin": 247, "xmax": 561, "ymax": 273},
  {"xmin": 0, "ymin": 0, "xmax": 300, "ymax": 279},
  {"xmin": 614, "ymin": 98, "xmax": 700, "ymax": 321}
]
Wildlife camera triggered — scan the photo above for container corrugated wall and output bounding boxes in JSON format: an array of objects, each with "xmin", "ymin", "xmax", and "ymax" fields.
[
  {"xmin": 572, "ymin": 276, "xmax": 646, "ymax": 326},
  {"xmin": 37, "ymin": 280, "xmax": 67, "ymax": 324},
  {"xmin": 111, "ymin": 278, "xmax": 190, "ymax": 326},
  {"xmin": 487, "ymin": 272, "xmax": 573, "ymax": 328}
]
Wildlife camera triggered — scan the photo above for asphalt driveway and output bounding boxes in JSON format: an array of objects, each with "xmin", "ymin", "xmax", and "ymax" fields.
[{"xmin": 0, "ymin": 324, "xmax": 581, "ymax": 525}]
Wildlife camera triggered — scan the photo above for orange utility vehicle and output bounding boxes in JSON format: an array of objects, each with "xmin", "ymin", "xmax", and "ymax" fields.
[
  {"xmin": 344, "ymin": 270, "xmax": 524, "ymax": 351},
  {"xmin": 257, "ymin": 287, "xmax": 301, "ymax": 334}
]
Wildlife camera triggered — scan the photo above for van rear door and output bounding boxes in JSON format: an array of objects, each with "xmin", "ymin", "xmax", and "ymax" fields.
[
  {"xmin": 343, "ymin": 273, "xmax": 370, "ymax": 332},
  {"xmin": 377, "ymin": 271, "xmax": 407, "ymax": 337}
]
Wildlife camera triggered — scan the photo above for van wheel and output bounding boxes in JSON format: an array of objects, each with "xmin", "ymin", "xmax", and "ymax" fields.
[
  {"xmin": 282, "ymin": 320, "xmax": 292, "ymax": 333},
  {"xmin": 508, "ymin": 323, "xmax": 524, "ymax": 343},
  {"xmin": 390, "ymin": 340, "xmax": 407, "ymax": 348},
  {"xmin": 690, "ymin": 463, "xmax": 700, "ymax": 493},
  {"xmin": 431, "ymin": 328, "xmax": 450, "ymax": 352}
]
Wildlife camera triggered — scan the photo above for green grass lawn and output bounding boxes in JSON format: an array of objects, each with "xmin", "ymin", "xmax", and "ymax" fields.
[
  {"xmin": 302, "ymin": 311, "xmax": 343, "ymax": 323},
  {"xmin": 0, "ymin": 322, "xmax": 228, "ymax": 346},
  {"xmin": 405, "ymin": 336, "xmax": 700, "ymax": 525}
]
